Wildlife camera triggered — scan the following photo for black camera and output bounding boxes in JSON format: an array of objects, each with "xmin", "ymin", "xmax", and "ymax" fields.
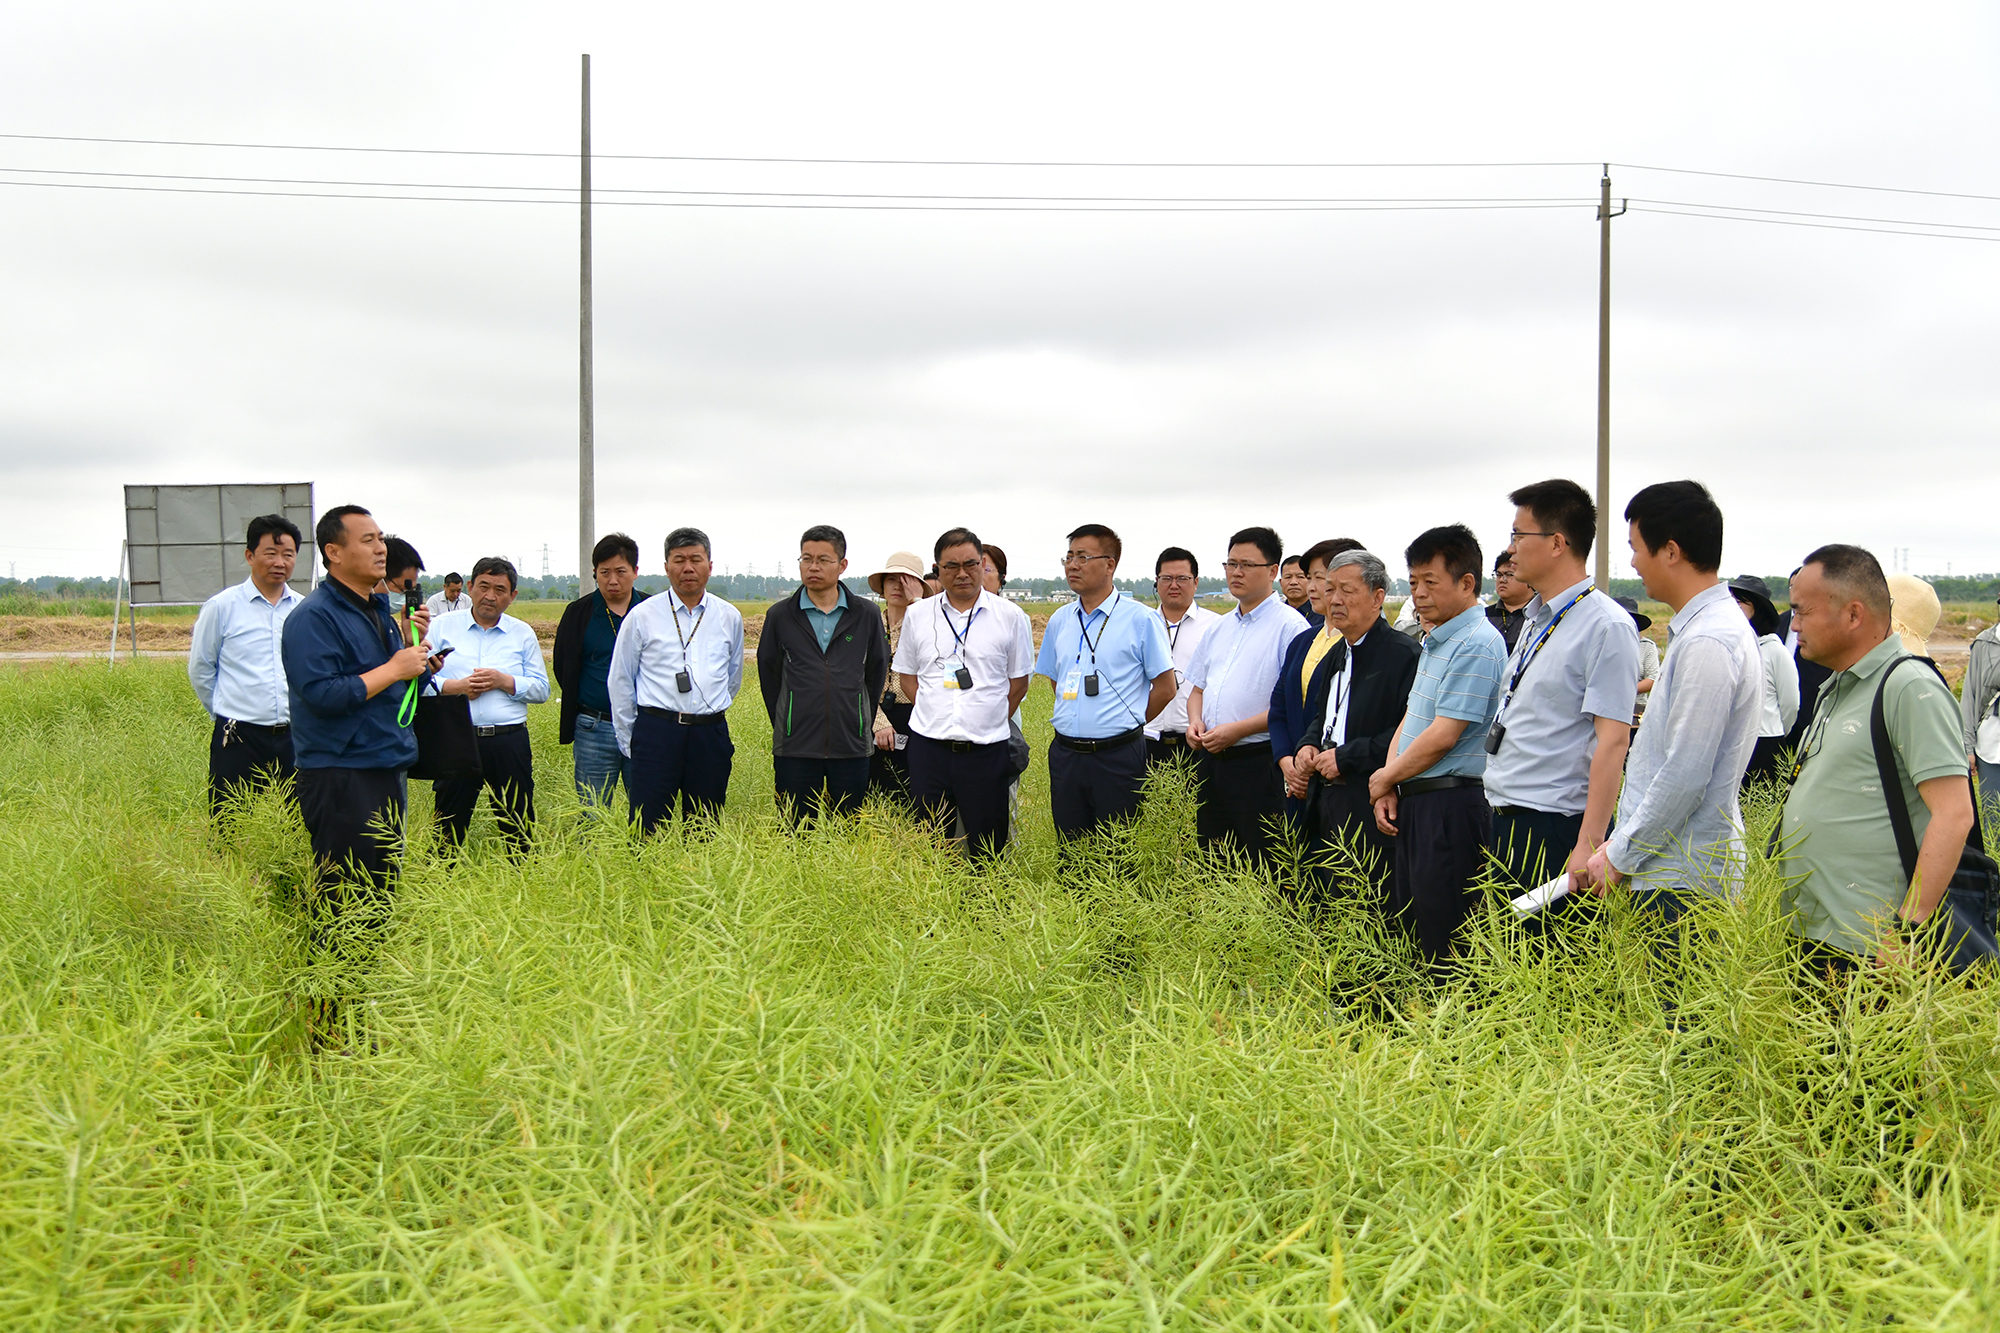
[
  {"xmin": 1484, "ymin": 722, "xmax": 1507, "ymax": 755},
  {"xmin": 402, "ymin": 581, "xmax": 422, "ymax": 617},
  {"xmin": 954, "ymin": 665, "xmax": 974, "ymax": 690},
  {"xmin": 675, "ymin": 669, "xmax": 693, "ymax": 693},
  {"xmin": 1083, "ymin": 673, "xmax": 1100, "ymax": 697}
]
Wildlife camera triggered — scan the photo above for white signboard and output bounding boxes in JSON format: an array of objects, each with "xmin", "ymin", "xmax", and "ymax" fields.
[{"xmin": 124, "ymin": 483, "xmax": 315, "ymax": 605}]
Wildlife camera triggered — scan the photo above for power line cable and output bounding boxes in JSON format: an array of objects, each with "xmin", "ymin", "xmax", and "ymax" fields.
[
  {"xmin": 1629, "ymin": 204, "xmax": 2000, "ymax": 243},
  {"xmin": 1636, "ymin": 198, "xmax": 2000, "ymax": 234},
  {"xmin": 1614, "ymin": 162, "xmax": 2000, "ymax": 205}
]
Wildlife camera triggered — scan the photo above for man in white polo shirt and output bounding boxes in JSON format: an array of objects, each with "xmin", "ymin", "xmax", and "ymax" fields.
[
  {"xmin": 428, "ymin": 556, "xmax": 552, "ymax": 855},
  {"xmin": 1145, "ymin": 545, "xmax": 1222, "ymax": 768},
  {"xmin": 893, "ymin": 526, "xmax": 1035, "ymax": 860}
]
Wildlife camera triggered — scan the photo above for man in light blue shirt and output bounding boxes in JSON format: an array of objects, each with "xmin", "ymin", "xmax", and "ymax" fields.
[
  {"xmin": 1368, "ymin": 525, "xmax": 1507, "ymax": 977},
  {"xmin": 1033, "ymin": 523, "xmax": 1176, "ymax": 840},
  {"xmin": 188, "ymin": 514, "xmax": 305, "ymax": 815},
  {"xmin": 1483, "ymin": 478, "xmax": 1640, "ymax": 897},
  {"xmin": 428, "ymin": 557, "xmax": 551, "ymax": 854},
  {"xmin": 609, "ymin": 527, "xmax": 746, "ymax": 833},
  {"xmin": 1185, "ymin": 526, "xmax": 1310, "ymax": 865}
]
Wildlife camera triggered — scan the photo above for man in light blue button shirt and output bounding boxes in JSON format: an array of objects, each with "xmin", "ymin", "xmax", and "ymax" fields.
[
  {"xmin": 188, "ymin": 514, "xmax": 305, "ymax": 815},
  {"xmin": 428, "ymin": 557, "xmax": 551, "ymax": 854},
  {"xmin": 610, "ymin": 527, "xmax": 746, "ymax": 833},
  {"xmin": 1033, "ymin": 524, "xmax": 1176, "ymax": 840}
]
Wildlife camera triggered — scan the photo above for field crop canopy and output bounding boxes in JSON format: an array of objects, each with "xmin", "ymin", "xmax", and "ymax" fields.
[{"xmin": 0, "ymin": 660, "xmax": 1996, "ymax": 1330}]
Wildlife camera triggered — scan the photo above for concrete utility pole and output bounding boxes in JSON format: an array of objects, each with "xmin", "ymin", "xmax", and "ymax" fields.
[
  {"xmin": 1594, "ymin": 167, "xmax": 1627, "ymax": 591},
  {"xmin": 578, "ymin": 54, "xmax": 596, "ymax": 590}
]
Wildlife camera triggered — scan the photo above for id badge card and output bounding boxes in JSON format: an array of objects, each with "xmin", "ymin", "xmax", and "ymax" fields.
[
  {"xmin": 941, "ymin": 659, "xmax": 963, "ymax": 690},
  {"xmin": 1061, "ymin": 667, "xmax": 1084, "ymax": 700}
]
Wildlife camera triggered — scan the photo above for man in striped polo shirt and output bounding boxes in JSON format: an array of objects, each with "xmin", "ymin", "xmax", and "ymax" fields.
[{"xmin": 1368, "ymin": 524, "xmax": 1508, "ymax": 979}]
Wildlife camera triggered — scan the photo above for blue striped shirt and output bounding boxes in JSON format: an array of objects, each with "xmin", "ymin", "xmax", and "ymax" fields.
[{"xmin": 1397, "ymin": 603, "xmax": 1507, "ymax": 779}]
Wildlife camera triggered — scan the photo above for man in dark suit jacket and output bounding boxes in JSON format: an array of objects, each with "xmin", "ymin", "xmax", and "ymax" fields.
[
  {"xmin": 1270, "ymin": 539, "xmax": 1365, "ymax": 833},
  {"xmin": 1291, "ymin": 549, "xmax": 1422, "ymax": 906},
  {"xmin": 552, "ymin": 533, "xmax": 651, "ymax": 808}
]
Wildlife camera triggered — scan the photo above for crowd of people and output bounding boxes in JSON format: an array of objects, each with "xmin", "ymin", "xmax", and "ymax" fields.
[{"xmin": 186, "ymin": 480, "xmax": 1995, "ymax": 1035}]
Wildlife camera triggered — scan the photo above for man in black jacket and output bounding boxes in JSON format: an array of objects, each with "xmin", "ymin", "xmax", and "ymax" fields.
[
  {"xmin": 552, "ymin": 533, "xmax": 650, "ymax": 810},
  {"xmin": 1291, "ymin": 549, "xmax": 1422, "ymax": 907},
  {"xmin": 757, "ymin": 524, "xmax": 890, "ymax": 824}
]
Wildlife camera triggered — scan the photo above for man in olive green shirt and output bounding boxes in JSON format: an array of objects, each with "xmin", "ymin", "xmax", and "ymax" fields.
[{"xmin": 1779, "ymin": 545, "xmax": 1974, "ymax": 964}]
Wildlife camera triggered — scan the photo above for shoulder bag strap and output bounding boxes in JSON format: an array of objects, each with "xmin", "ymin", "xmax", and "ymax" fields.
[{"xmin": 1868, "ymin": 654, "xmax": 1944, "ymax": 884}]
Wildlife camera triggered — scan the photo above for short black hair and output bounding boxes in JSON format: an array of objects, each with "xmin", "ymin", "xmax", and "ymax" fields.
[
  {"xmin": 315, "ymin": 505, "xmax": 371, "ymax": 563},
  {"xmin": 1299, "ymin": 537, "xmax": 1363, "ymax": 576},
  {"xmin": 1493, "ymin": 551, "xmax": 1515, "ymax": 574},
  {"xmin": 665, "ymin": 527, "xmax": 710, "ymax": 557},
  {"xmin": 591, "ymin": 533, "xmax": 639, "ymax": 570},
  {"xmin": 1404, "ymin": 524, "xmax": 1484, "ymax": 594},
  {"xmin": 982, "ymin": 543, "xmax": 1009, "ymax": 583},
  {"xmin": 800, "ymin": 524, "xmax": 847, "ymax": 559},
  {"xmin": 444, "ymin": 571, "xmax": 464, "ymax": 584},
  {"xmin": 1066, "ymin": 523, "xmax": 1122, "ymax": 564},
  {"xmin": 1155, "ymin": 546, "xmax": 1198, "ymax": 578},
  {"xmin": 383, "ymin": 536, "xmax": 424, "ymax": 583},
  {"xmin": 1801, "ymin": 543, "xmax": 1891, "ymax": 622},
  {"xmin": 1281, "ymin": 555, "xmax": 1303, "ymax": 572},
  {"xmin": 934, "ymin": 527, "xmax": 982, "ymax": 562},
  {"xmin": 469, "ymin": 556, "xmax": 518, "ymax": 592},
  {"xmin": 1624, "ymin": 481, "xmax": 1723, "ymax": 573},
  {"xmin": 245, "ymin": 514, "xmax": 302, "ymax": 554},
  {"xmin": 1509, "ymin": 477, "xmax": 1597, "ymax": 559},
  {"xmin": 1227, "ymin": 526, "xmax": 1282, "ymax": 567}
]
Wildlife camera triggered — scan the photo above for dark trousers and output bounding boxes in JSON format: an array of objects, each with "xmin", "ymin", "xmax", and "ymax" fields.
[
  {"xmin": 1193, "ymin": 743, "xmax": 1283, "ymax": 865},
  {"xmin": 630, "ymin": 710, "xmax": 733, "ymax": 834},
  {"xmin": 208, "ymin": 718, "xmax": 295, "ymax": 815},
  {"xmin": 1304, "ymin": 777, "xmax": 1394, "ymax": 902},
  {"xmin": 868, "ymin": 696, "xmax": 914, "ymax": 808},
  {"xmin": 435, "ymin": 728, "xmax": 535, "ymax": 853},
  {"xmin": 907, "ymin": 732, "xmax": 1011, "ymax": 860},
  {"xmin": 1744, "ymin": 734, "xmax": 1789, "ymax": 785},
  {"xmin": 774, "ymin": 755, "xmax": 872, "ymax": 823},
  {"xmin": 1631, "ymin": 885, "xmax": 1697, "ymax": 1021},
  {"xmin": 1389, "ymin": 785, "xmax": 1492, "ymax": 977},
  {"xmin": 294, "ymin": 765, "xmax": 406, "ymax": 950},
  {"xmin": 1490, "ymin": 805, "xmax": 1583, "ymax": 888},
  {"xmin": 1147, "ymin": 734, "xmax": 1194, "ymax": 770},
  {"xmin": 1049, "ymin": 735, "xmax": 1148, "ymax": 840}
]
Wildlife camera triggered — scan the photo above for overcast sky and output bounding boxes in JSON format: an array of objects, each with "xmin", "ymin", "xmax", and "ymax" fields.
[{"xmin": 3, "ymin": 1, "xmax": 1996, "ymax": 589}]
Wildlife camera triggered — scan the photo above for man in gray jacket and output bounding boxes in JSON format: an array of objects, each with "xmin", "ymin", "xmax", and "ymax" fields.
[{"xmin": 757, "ymin": 524, "xmax": 890, "ymax": 824}]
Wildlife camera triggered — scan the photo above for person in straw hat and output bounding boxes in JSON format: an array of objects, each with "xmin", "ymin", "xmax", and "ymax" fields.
[
  {"xmin": 866, "ymin": 549, "xmax": 929, "ymax": 806},
  {"xmin": 1886, "ymin": 572, "xmax": 1942, "ymax": 660},
  {"xmin": 1728, "ymin": 574, "xmax": 1799, "ymax": 782}
]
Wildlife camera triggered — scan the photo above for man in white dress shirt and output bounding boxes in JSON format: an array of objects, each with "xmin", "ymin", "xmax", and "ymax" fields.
[
  {"xmin": 428, "ymin": 557, "xmax": 552, "ymax": 854},
  {"xmin": 893, "ymin": 527, "xmax": 1035, "ymax": 860},
  {"xmin": 610, "ymin": 527, "xmax": 746, "ymax": 833},
  {"xmin": 1145, "ymin": 546, "xmax": 1222, "ymax": 768},
  {"xmin": 1185, "ymin": 526, "xmax": 1309, "ymax": 865},
  {"xmin": 188, "ymin": 514, "xmax": 305, "ymax": 815},
  {"xmin": 426, "ymin": 573, "xmax": 471, "ymax": 620}
]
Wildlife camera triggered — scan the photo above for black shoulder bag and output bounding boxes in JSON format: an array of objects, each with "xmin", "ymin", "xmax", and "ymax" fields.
[
  {"xmin": 409, "ymin": 694, "xmax": 484, "ymax": 783},
  {"xmin": 1869, "ymin": 656, "xmax": 1998, "ymax": 975}
]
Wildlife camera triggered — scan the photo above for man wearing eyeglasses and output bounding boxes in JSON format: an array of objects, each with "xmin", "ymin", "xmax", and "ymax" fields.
[
  {"xmin": 757, "ymin": 524, "xmax": 890, "ymax": 825},
  {"xmin": 1145, "ymin": 547, "xmax": 1222, "ymax": 767},
  {"xmin": 1033, "ymin": 524, "xmax": 1176, "ymax": 840},
  {"xmin": 1185, "ymin": 527, "xmax": 1310, "ymax": 865},
  {"xmin": 1482, "ymin": 480, "xmax": 1640, "ymax": 915},
  {"xmin": 893, "ymin": 527, "xmax": 1035, "ymax": 859}
]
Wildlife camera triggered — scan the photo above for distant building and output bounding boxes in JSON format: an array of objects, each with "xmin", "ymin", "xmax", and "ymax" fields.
[{"xmin": 1003, "ymin": 588, "xmax": 1032, "ymax": 603}]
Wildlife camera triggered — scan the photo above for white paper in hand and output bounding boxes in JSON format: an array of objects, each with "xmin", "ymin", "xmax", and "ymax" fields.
[{"xmin": 1509, "ymin": 873, "xmax": 1573, "ymax": 918}]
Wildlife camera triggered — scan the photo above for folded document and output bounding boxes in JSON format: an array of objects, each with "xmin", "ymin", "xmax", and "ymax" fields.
[{"xmin": 1509, "ymin": 873, "xmax": 1573, "ymax": 918}]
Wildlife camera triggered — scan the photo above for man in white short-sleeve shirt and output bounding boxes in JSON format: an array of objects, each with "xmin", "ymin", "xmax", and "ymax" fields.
[
  {"xmin": 1146, "ymin": 545, "xmax": 1223, "ymax": 767},
  {"xmin": 892, "ymin": 527, "xmax": 1034, "ymax": 859}
]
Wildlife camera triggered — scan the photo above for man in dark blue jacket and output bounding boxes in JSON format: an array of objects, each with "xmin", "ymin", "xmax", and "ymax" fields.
[
  {"xmin": 281, "ymin": 505, "xmax": 432, "ymax": 991},
  {"xmin": 1270, "ymin": 539, "xmax": 1364, "ymax": 834}
]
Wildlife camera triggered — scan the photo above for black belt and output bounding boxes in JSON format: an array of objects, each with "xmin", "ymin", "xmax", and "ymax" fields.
[
  {"xmin": 639, "ymin": 706, "xmax": 727, "ymax": 726},
  {"xmin": 1210, "ymin": 740, "xmax": 1273, "ymax": 759},
  {"xmin": 1153, "ymin": 729, "xmax": 1187, "ymax": 746},
  {"xmin": 1397, "ymin": 775, "xmax": 1483, "ymax": 798},
  {"xmin": 1489, "ymin": 802, "xmax": 1559, "ymax": 818},
  {"xmin": 579, "ymin": 707, "xmax": 613, "ymax": 721},
  {"xmin": 1054, "ymin": 726, "xmax": 1144, "ymax": 753},
  {"xmin": 222, "ymin": 718, "xmax": 288, "ymax": 732},
  {"xmin": 915, "ymin": 733, "xmax": 996, "ymax": 754},
  {"xmin": 473, "ymin": 723, "xmax": 527, "ymax": 737}
]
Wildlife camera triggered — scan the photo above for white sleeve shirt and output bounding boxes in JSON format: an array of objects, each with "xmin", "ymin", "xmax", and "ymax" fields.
[
  {"xmin": 187, "ymin": 576, "xmax": 301, "ymax": 726},
  {"xmin": 892, "ymin": 590, "xmax": 1034, "ymax": 745},
  {"xmin": 427, "ymin": 609, "xmax": 551, "ymax": 727},
  {"xmin": 1146, "ymin": 605, "xmax": 1221, "ymax": 738},
  {"xmin": 609, "ymin": 590, "xmax": 746, "ymax": 754}
]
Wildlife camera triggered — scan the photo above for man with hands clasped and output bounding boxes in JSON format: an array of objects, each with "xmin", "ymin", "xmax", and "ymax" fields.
[{"xmin": 427, "ymin": 556, "xmax": 551, "ymax": 854}]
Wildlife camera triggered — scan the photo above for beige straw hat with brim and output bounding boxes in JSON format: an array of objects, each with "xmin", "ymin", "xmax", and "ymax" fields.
[
  {"xmin": 1886, "ymin": 573, "xmax": 1941, "ymax": 656},
  {"xmin": 868, "ymin": 551, "xmax": 927, "ymax": 595}
]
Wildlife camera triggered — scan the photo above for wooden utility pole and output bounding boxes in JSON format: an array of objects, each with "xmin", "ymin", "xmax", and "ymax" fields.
[
  {"xmin": 579, "ymin": 54, "xmax": 596, "ymax": 594},
  {"xmin": 1594, "ymin": 168, "xmax": 1626, "ymax": 591}
]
